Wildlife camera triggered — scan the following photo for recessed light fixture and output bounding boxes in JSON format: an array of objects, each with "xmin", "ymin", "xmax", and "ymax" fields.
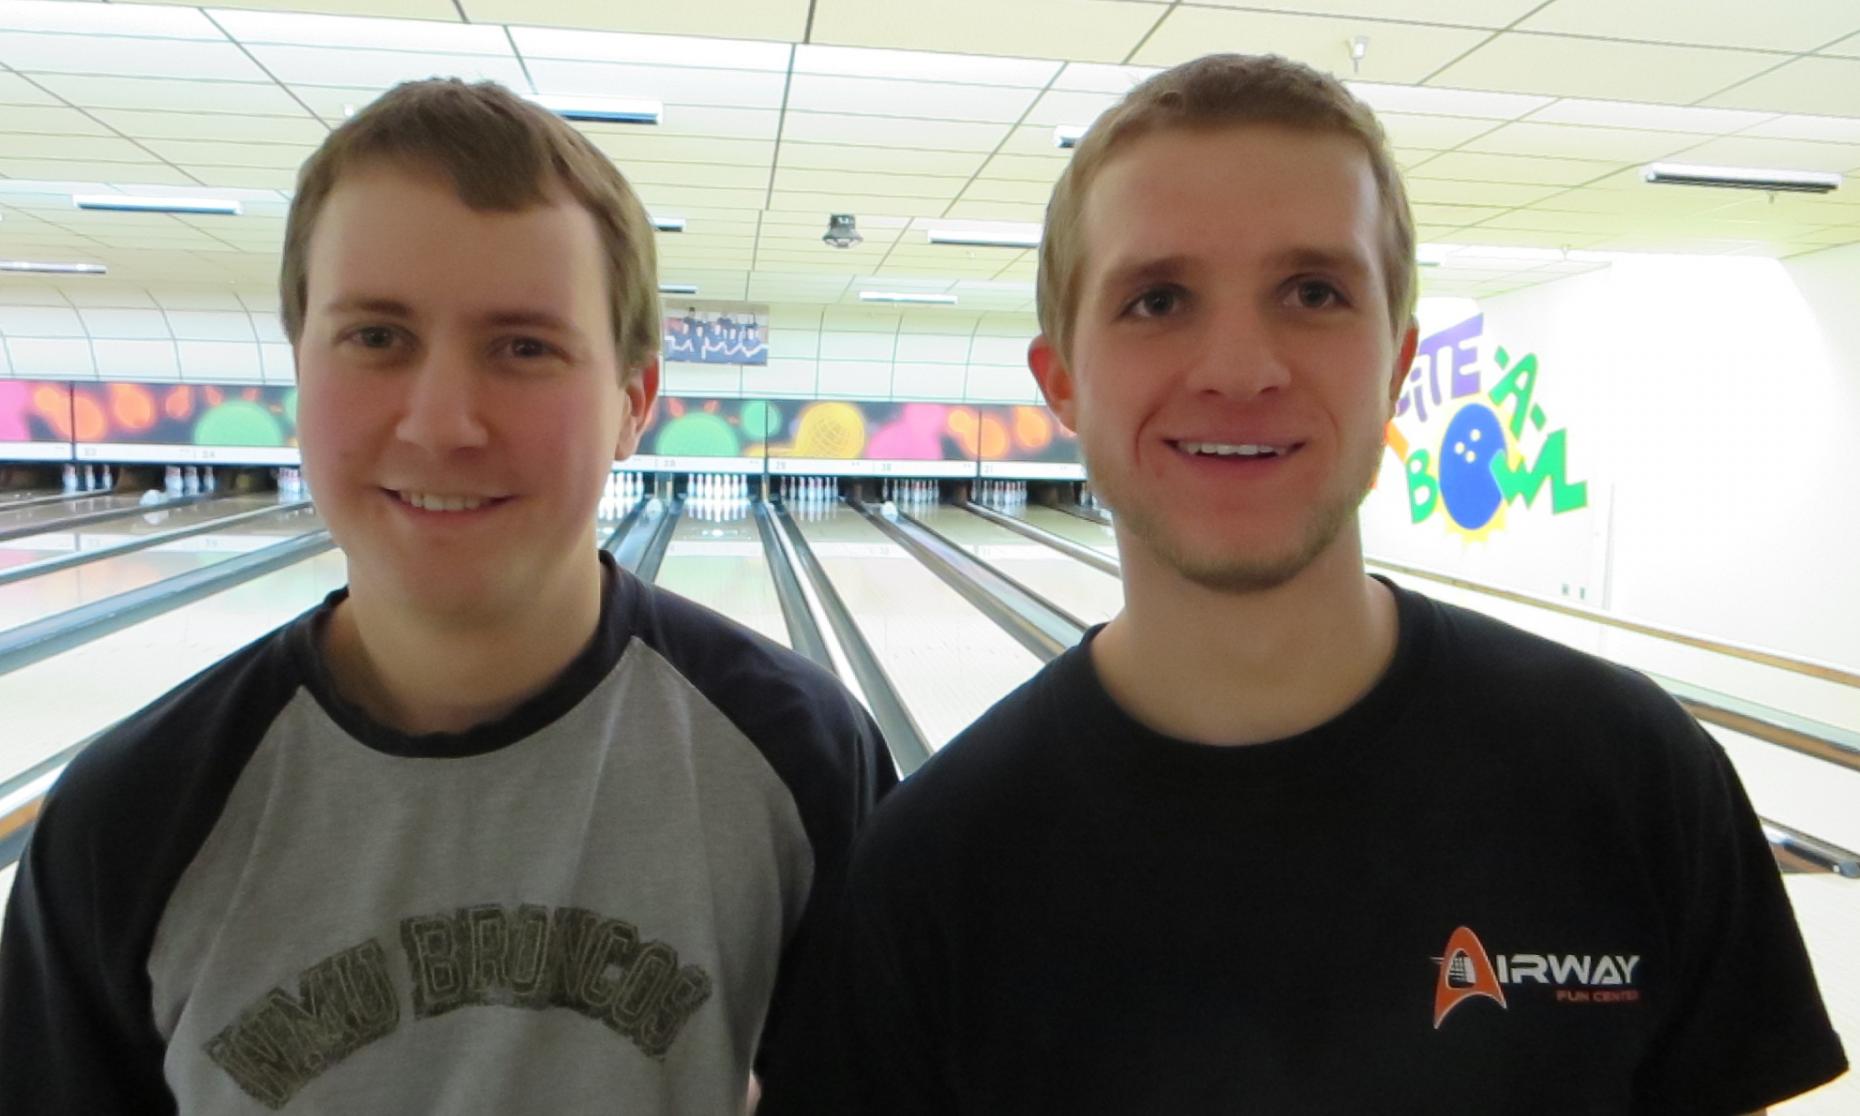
[
  {"xmin": 1054, "ymin": 124, "xmax": 1087, "ymax": 149},
  {"xmin": 659, "ymin": 283, "xmax": 699, "ymax": 295},
  {"xmin": 651, "ymin": 216, "xmax": 686, "ymax": 233},
  {"xmin": 0, "ymin": 260, "xmax": 107, "ymax": 274},
  {"xmin": 926, "ymin": 227, "xmax": 1041, "ymax": 249},
  {"xmin": 859, "ymin": 291, "xmax": 957, "ymax": 305},
  {"xmin": 526, "ymin": 95, "xmax": 662, "ymax": 126},
  {"xmin": 74, "ymin": 194, "xmax": 242, "ymax": 216},
  {"xmin": 1643, "ymin": 163, "xmax": 1840, "ymax": 194}
]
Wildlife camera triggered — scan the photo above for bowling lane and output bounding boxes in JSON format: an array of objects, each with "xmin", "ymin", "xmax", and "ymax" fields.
[
  {"xmin": 0, "ymin": 494, "xmax": 284, "ymax": 574},
  {"xmin": 653, "ymin": 503, "xmax": 789, "ymax": 647},
  {"xmin": 792, "ymin": 501, "xmax": 1043, "ymax": 749},
  {"xmin": 912, "ymin": 503, "xmax": 1124, "ymax": 625},
  {"xmin": 0, "ymin": 488, "xmax": 58, "ymax": 506},
  {"xmin": 0, "ymin": 548, "xmax": 349, "ymax": 781},
  {"xmin": 0, "ymin": 492, "xmax": 146, "ymax": 535},
  {"xmin": 1018, "ymin": 504, "xmax": 1119, "ymax": 558},
  {"xmin": 0, "ymin": 505, "xmax": 326, "ymax": 633}
]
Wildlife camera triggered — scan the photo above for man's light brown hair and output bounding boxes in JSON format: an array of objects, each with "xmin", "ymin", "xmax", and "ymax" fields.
[
  {"xmin": 280, "ymin": 78, "xmax": 661, "ymax": 374},
  {"xmin": 1036, "ymin": 53, "xmax": 1417, "ymax": 363}
]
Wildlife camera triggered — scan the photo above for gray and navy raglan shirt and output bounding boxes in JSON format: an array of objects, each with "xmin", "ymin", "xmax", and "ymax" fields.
[{"xmin": 0, "ymin": 550, "xmax": 896, "ymax": 1114}]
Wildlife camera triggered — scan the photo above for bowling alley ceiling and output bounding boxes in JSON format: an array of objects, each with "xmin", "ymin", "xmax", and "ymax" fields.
[{"xmin": 3, "ymin": 0, "xmax": 1860, "ymax": 309}]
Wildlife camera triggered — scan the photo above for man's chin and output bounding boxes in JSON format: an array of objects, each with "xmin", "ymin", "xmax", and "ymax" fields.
[{"xmin": 1121, "ymin": 502, "xmax": 1358, "ymax": 597}]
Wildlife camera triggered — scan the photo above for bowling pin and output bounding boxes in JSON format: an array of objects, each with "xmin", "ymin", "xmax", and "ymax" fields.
[{"xmin": 62, "ymin": 464, "xmax": 78, "ymax": 494}]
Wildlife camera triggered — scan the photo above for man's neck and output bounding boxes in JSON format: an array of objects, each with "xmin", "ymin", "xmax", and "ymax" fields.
[
  {"xmin": 1091, "ymin": 530, "xmax": 1398, "ymax": 746},
  {"xmin": 322, "ymin": 562, "xmax": 605, "ymax": 737}
]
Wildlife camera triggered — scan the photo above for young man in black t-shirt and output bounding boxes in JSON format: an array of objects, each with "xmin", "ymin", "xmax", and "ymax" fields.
[{"xmin": 834, "ymin": 54, "xmax": 1847, "ymax": 1114}]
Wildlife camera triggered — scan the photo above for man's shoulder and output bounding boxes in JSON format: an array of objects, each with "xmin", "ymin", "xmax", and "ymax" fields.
[{"xmin": 27, "ymin": 616, "xmax": 306, "ymax": 910}]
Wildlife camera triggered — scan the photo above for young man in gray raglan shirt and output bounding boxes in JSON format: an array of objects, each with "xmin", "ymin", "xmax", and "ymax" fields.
[{"xmin": 0, "ymin": 79, "xmax": 894, "ymax": 1114}]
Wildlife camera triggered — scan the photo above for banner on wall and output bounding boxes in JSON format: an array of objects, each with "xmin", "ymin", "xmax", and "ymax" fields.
[
  {"xmin": 765, "ymin": 400, "xmax": 979, "ymax": 478},
  {"xmin": 662, "ymin": 304, "xmax": 768, "ymax": 366},
  {"xmin": 0, "ymin": 379, "xmax": 75, "ymax": 462},
  {"xmin": 974, "ymin": 403, "xmax": 1083, "ymax": 480},
  {"xmin": 623, "ymin": 395, "xmax": 772, "ymax": 475},
  {"xmin": 1384, "ymin": 313, "xmax": 1589, "ymax": 538},
  {"xmin": 71, "ymin": 381, "xmax": 301, "ymax": 465}
]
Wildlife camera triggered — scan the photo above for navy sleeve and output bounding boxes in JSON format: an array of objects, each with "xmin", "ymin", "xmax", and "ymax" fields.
[
  {"xmin": 1632, "ymin": 699, "xmax": 1848, "ymax": 1113},
  {"xmin": 0, "ymin": 628, "xmax": 301, "ymax": 1114}
]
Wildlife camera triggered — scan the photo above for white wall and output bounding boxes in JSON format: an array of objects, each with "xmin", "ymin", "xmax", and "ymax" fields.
[
  {"xmin": 1363, "ymin": 243, "xmax": 1860, "ymax": 673},
  {"xmin": 0, "ymin": 285, "xmax": 1038, "ymax": 404}
]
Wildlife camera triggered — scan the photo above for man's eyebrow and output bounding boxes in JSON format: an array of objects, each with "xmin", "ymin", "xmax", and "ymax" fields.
[
  {"xmin": 476, "ymin": 308, "xmax": 582, "ymax": 337},
  {"xmin": 1268, "ymin": 246, "xmax": 1376, "ymax": 278},
  {"xmin": 322, "ymin": 296, "xmax": 414, "ymax": 319},
  {"xmin": 1095, "ymin": 255, "xmax": 1194, "ymax": 294},
  {"xmin": 319, "ymin": 299, "xmax": 585, "ymax": 339}
]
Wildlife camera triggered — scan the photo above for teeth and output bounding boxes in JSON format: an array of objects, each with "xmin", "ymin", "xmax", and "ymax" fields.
[
  {"xmin": 398, "ymin": 491, "xmax": 490, "ymax": 512},
  {"xmin": 1180, "ymin": 441, "xmax": 1283, "ymax": 457}
]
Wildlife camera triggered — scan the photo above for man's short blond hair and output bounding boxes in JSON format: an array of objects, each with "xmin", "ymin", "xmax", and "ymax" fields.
[
  {"xmin": 280, "ymin": 78, "xmax": 661, "ymax": 374},
  {"xmin": 1036, "ymin": 54, "xmax": 1417, "ymax": 362}
]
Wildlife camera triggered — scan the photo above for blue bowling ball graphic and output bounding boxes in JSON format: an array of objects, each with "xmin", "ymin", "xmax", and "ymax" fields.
[{"xmin": 1438, "ymin": 404, "xmax": 1505, "ymax": 531}]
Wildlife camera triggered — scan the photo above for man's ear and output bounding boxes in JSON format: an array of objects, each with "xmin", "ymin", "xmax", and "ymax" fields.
[
  {"xmin": 1028, "ymin": 335, "xmax": 1078, "ymax": 433},
  {"xmin": 1387, "ymin": 318, "xmax": 1420, "ymax": 413},
  {"xmin": 615, "ymin": 357, "xmax": 662, "ymax": 459}
]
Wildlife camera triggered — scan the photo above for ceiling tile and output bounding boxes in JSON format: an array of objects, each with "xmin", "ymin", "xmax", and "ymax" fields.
[
  {"xmin": 88, "ymin": 109, "xmax": 330, "ymax": 145},
  {"xmin": 1666, "ymin": 135, "xmax": 1860, "ymax": 174},
  {"xmin": 0, "ymin": 133, "xmax": 151, "ymax": 161},
  {"xmin": 773, "ymin": 167, "xmax": 963, "ymax": 198},
  {"xmin": 1701, "ymin": 57, "xmax": 1860, "ymax": 117},
  {"xmin": 526, "ymin": 60, "xmax": 788, "ymax": 108},
  {"xmin": 1428, "ymin": 33, "xmax": 1777, "ymax": 104},
  {"xmin": 1, "ymin": 2, "xmax": 219, "ymax": 37},
  {"xmin": 509, "ymin": 26, "xmax": 791, "ymax": 69},
  {"xmin": 1404, "ymin": 178, "xmax": 1569, "ymax": 206},
  {"xmin": 1376, "ymin": 112, "xmax": 1498, "ymax": 150},
  {"xmin": 957, "ymin": 178, "xmax": 1052, "ymax": 204},
  {"xmin": 1346, "ymin": 81, "xmax": 1550, "ymax": 121},
  {"xmin": 622, "ymin": 161, "xmax": 770, "ymax": 190},
  {"xmin": 0, "ymin": 32, "xmax": 268, "ymax": 81},
  {"xmin": 581, "ymin": 133, "xmax": 773, "ymax": 166},
  {"xmin": 1461, "ymin": 121, "xmax": 1703, "ymax": 162},
  {"xmin": 1517, "ymin": 0, "xmax": 1860, "ymax": 53},
  {"xmin": 1521, "ymin": 97, "xmax": 1774, "ymax": 134},
  {"xmin": 246, "ymin": 44, "xmax": 527, "ymax": 88},
  {"xmin": 942, "ymin": 199, "xmax": 1048, "ymax": 222},
  {"xmin": 142, "ymin": 139, "xmax": 317, "ymax": 169},
  {"xmin": 36, "ymin": 74, "xmax": 307, "ymax": 116},
  {"xmin": 786, "ymin": 74, "xmax": 1039, "ymax": 124},
  {"xmin": 1132, "ymin": 8, "xmax": 1491, "ymax": 83},
  {"xmin": 777, "ymin": 143, "xmax": 985, "ymax": 177},
  {"xmin": 1740, "ymin": 113, "xmax": 1860, "ymax": 145},
  {"xmin": 1407, "ymin": 150, "xmax": 1620, "ymax": 187},
  {"xmin": 212, "ymin": 9, "xmax": 509, "ymax": 52},
  {"xmin": 597, "ymin": 106, "xmax": 780, "ymax": 142},
  {"xmin": 0, "ymin": 104, "xmax": 116, "ymax": 137},
  {"xmin": 975, "ymin": 153, "xmax": 1065, "ymax": 182},
  {"xmin": 1192, "ymin": 0, "xmax": 1540, "ymax": 27},
  {"xmin": 0, "ymin": 159, "xmax": 196, "ymax": 185},
  {"xmin": 1825, "ymin": 30, "xmax": 1860, "ymax": 58},
  {"xmin": 1051, "ymin": 62, "xmax": 1159, "ymax": 93},
  {"xmin": 810, "ymin": 0, "xmax": 1161, "ymax": 63},
  {"xmin": 779, "ymin": 111, "xmax": 1008, "ymax": 152},
  {"xmin": 1023, "ymin": 89, "xmax": 1120, "ymax": 128},
  {"xmin": 462, "ymin": 0, "xmax": 809, "ymax": 41},
  {"xmin": 794, "ymin": 45, "xmax": 1059, "ymax": 88}
]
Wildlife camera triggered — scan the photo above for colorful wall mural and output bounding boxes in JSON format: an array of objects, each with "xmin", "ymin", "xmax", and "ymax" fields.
[
  {"xmin": 765, "ymin": 400, "xmax": 979, "ymax": 477},
  {"xmin": 1386, "ymin": 314, "xmax": 1588, "ymax": 538},
  {"xmin": 973, "ymin": 403, "xmax": 1083, "ymax": 479},
  {"xmin": 0, "ymin": 380, "xmax": 74, "ymax": 460},
  {"xmin": 69, "ymin": 381, "xmax": 301, "ymax": 464},
  {"xmin": 662, "ymin": 306, "xmax": 768, "ymax": 366}
]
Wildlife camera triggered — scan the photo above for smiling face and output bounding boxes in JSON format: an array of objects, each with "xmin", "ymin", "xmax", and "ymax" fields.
[
  {"xmin": 1032, "ymin": 123, "xmax": 1418, "ymax": 593},
  {"xmin": 294, "ymin": 162, "xmax": 656, "ymax": 624}
]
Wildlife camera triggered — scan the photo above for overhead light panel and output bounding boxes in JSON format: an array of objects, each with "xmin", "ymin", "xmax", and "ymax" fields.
[
  {"xmin": 74, "ymin": 194, "xmax": 242, "ymax": 216},
  {"xmin": 526, "ymin": 94, "xmax": 661, "ymax": 126},
  {"xmin": 659, "ymin": 283, "xmax": 699, "ymax": 295},
  {"xmin": 1054, "ymin": 124, "xmax": 1087, "ymax": 149},
  {"xmin": 926, "ymin": 226, "xmax": 1041, "ymax": 249},
  {"xmin": 0, "ymin": 260, "xmax": 107, "ymax": 275},
  {"xmin": 1643, "ymin": 163, "xmax": 1840, "ymax": 194},
  {"xmin": 859, "ymin": 291, "xmax": 956, "ymax": 305},
  {"xmin": 651, "ymin": 216, "xmax": 686, "ymax": 233}
]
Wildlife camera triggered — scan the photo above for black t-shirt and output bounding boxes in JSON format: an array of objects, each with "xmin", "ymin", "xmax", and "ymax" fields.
[{"xmin": 836, "ymin": 580, "xmax": 1848, "ymax": 1115}]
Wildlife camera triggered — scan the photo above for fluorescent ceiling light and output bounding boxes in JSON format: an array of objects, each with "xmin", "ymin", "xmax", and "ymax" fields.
[
  {"xmin": 74, "ymin": 194, "xmax": 242, "ymax": 216},
  {"xmin": 859, "ymin": 291, "xmax": 957, "ymax": 305},
  {"xmin": 0, "ymin": 260, "xmax": 107, "ymax": 274},
  {"xmin": 659, "ymin": 283, "xmax": 699, "ymax": 295},
  {"xmin": 651, "ymin": 216, "xmax": 686, "ymax": 233},
  {"xmin": 1054, "ymin": 124, "xmax": 1087, "ymax": 149},
  {"xmin": 526, "ymin": 94, "xmax": 661, "ymax": 126},
  {"xmin": 1643, "ymin": 163, "xmax": 1840, "ymax": 194},
  {"xmin": 927, "ymin": 226, "xmax": 1040, "ymax": 249}
]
